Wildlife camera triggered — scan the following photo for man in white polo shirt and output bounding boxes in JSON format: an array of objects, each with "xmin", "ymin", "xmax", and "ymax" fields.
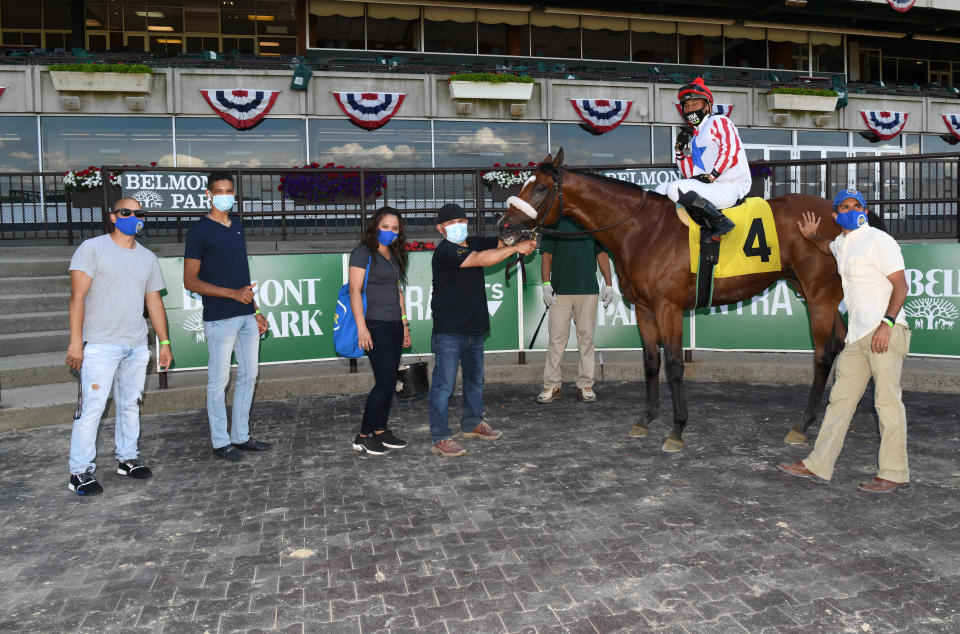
[{"xmin": 777, "ymin": 188, "xmax": 911, "ymax": 493}]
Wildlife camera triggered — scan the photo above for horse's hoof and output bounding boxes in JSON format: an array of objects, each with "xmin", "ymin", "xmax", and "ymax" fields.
[
  {"xmin": 784, "ymin": 429, "xmax": 808, "ymax": 445},
  {"xmin": 662, "ymin": 437, "xmax": 685, "ymax": 453},
  {"xmin": 627, "ymin": 423, "xmax": 650, "ymax": 438}
]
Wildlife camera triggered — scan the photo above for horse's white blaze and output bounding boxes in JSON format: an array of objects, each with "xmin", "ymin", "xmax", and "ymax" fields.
[
  {"xmin": 523, "ymin": 175, "xmax": 536, "ymax": 188},
  {"xmin": 506, "ymin": 195, "xmax": 538, "ymax": 219}
]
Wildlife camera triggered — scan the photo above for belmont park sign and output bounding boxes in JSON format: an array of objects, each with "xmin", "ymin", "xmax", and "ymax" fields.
[{"xmin": 121, "ymin": 172, "xmax": 211, "ymax": 211}]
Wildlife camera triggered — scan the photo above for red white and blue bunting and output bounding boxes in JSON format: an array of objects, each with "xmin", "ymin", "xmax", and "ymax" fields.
[
  {"xmin": 860, "ymin": 110, "xmax": 909, "ymax": 140},
  {"xmin": 0, "ymin": 87, "xmax": 5, "ymax": 99},
  {"xmin": 200, "ymin": 89, "xmax": 280, "ymax": 130},
  {"xmin": 333, "ymin": 92, "xmax": 406, "ymax": 130},
  {"xmin": 886, "ymin": 0, "xmax": 916, "ymax": 12},
  {"xmin": 674, "ymin": 103, "xmax": 735, "ymax": 118},
  {"xmin": 570, "ymin": 98, "xmax": 632, "ymax": 135},
  {"xmin": 942, "ymin": 114, "xmax": 960, "ymax": 141}
]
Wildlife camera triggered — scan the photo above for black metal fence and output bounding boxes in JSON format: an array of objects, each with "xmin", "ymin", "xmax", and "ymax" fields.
[{"xmin": 1, "ymin": 153, "xmax": 957, "ymax": 246}]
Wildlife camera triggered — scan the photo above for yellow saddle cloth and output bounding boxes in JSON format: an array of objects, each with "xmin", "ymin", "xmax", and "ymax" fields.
[{"xmin": 681, "ymin": 197, "xmax": 782, "ymax": 277}]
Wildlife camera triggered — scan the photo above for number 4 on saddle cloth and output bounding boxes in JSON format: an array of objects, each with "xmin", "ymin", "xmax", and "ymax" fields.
[{"xmin": 675, "ymin": 197, "xmax": 782, "ymax": 308}]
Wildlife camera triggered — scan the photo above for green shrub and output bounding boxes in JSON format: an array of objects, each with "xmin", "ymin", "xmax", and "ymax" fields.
[
  {"xmin": 448, "ymin": 72, "xmax": 534, "ymax": 84},
  {"xmin": 48, "ymin": 62, "xmax": 153, "ymax": 74},
  {"xmin": 769, "ymin": 86, "xmax": 837, "ymax": 97}
]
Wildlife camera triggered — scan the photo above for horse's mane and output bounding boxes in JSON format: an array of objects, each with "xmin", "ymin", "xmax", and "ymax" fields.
[{"xmin": 540, "ymin": 163, "xmax": 669, "ymax": 201}]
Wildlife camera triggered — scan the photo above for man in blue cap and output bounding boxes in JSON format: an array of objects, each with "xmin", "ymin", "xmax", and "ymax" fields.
[{"xmin": 777, "ymin": 188, "xmax": 911, "ymax": 493}]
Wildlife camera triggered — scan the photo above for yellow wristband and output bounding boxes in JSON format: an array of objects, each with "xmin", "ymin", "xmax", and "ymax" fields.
[{"xmin": 159, "ymin": 339, "xmax": 170, "ymax": 346}]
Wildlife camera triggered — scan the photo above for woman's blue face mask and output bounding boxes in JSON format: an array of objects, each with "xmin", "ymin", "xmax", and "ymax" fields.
[{"xmin": 378, "ymin": 229, "xmax": 398, "ymax": 246}]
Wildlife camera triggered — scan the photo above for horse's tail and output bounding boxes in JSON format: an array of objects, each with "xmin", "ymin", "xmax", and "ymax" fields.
[{"xmin": 867, "ymin": 210, "xmax": 887, "ymax": 232}]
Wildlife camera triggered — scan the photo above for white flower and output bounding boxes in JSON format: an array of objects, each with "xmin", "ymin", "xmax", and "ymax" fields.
[
  {"xmin": 482, "ymin": 170, "xmax": 528, "ymax": 188},
  {"xmin": 62, "ymin": 167, "xmax": 122, "ymax": 191}
]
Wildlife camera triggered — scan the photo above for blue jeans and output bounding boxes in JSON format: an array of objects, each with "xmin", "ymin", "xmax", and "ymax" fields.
[
  {"xmin": 429, "ymin": 333, "xmax": 485, "ymax": 444},
  {"xmin": 69, "ymin": 343, "xmax": 150, "ymax": 474},
  {"xmin": 204, "ymin": 314, "xmax": 260, "ymax": 449}
]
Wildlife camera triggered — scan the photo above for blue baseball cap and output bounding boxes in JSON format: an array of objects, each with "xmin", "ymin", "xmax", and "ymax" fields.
[{"xmin": 832, "ymin": 188, "xmax": 867, "ymax": 211}]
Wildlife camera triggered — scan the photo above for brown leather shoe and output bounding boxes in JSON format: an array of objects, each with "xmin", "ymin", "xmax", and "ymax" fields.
[
  {"xmin": 776, "ymin": 461, "xmax": 828, "ymax": 484},
  {"xmin": 858, "ymin": 477, "xmax": 910, "ymax": 494}
]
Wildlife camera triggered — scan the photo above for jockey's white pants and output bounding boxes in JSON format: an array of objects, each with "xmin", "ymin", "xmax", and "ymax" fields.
[{"xmin": 654, "ymin": 178, "xmax": 743, "ymax": 210}]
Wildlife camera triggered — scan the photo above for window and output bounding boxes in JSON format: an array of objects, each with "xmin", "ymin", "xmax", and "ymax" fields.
[
  {"xmin": 424, "ymin": 7, "xmax": 476, "ymax": 54},
  {"xmin": 740, "ymin": 128, "xmax": 792, "ymax": 145},
  {"xmin": 477, "ymin": 9, "xmax": 527, "ymax": 56},
  {"xmin": 797, "ymin": 131, "xmax": 847, "ymax": 147},
  {"xmin": 433, "ymin": 121, "xmax": 547, "ymax": 167},
  {"xmin": 0, "ymin": 116, "xmax": 39, "ymax": 171},
  {"xmin": 767, "ymin": 29, "xmax": 807, "ymax": 71},
  {"xmin": 812, "ymin": 33, "xmax": 842, "ymax": 73},
  {"xmin": 631, "ymin": 20, "xmax": 676, "ymax": 64},
  {"xmin": 530, "ymin": 13, "xmax": 579, "ymax": 59},
  {"xmin": 581, "ymin": 16, "xmax": 628, "ymax": 61},
  {"xmin": 550, "ymin": 123, "xmax": 651, "ymax": 165},
  {"xmin": 309, "ymin": 119, "xmax": 432, "ymax": 167},
  {"xmin": 653, "ymin": 126, "xmax": 673, "ymax": 163},
  {"xmin": 724, "ymin": 25, "xmax": 764, "ymax": 68},
  {"xmin": 175, "ymin": 117, "xmax": 306, "ymax": 168},
  {"xmin": 309, "ymin": 0, "xmax": 364, "ymax": 49},
  {"xmin": 40, "ymin": 116, "xmax": 174, "ymax": 171},
  {"xmin": 366, "ymin": 3, "xmax": 419, "ymax": 52},
  {"xmin": 679, "ymin": 23, "xmax": 722, "ymax": 66}
]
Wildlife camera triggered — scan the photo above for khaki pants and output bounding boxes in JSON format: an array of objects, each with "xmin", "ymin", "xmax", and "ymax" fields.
[
  {"xmin": 543, "ymin": 294, "xmax": 598, "ymax": 390},
  {"xmin": 803, "ymin": 325, "xmax": 911, "ymax": 482}
]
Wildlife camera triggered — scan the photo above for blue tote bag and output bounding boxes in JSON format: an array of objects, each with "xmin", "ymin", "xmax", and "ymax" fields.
[{"xmin": 333, "ymin": 256, "xmax": 371, "ymax": 358}]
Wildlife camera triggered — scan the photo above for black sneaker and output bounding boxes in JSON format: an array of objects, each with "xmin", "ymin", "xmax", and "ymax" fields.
[
  {"xmin": 213, "ymin": 445, "xmax": 244, "ymax": 461},
  {"xmin": 352, "ymin": 434, "xmax": 389, "ymax": 456},
  {"xmin": 376, "ymin": 429, "xmax": 408, "ymax": 449},
  {"xmin": 117, "ymin": 459, "xmax": 153, "ymax": 480},
  {"xmin": 235, "ymin": 438, "xmax": 272, "ymax": 451},
  {"xmin": 68, "ymin": 470, "xmax": 103, "ymax": 496}
]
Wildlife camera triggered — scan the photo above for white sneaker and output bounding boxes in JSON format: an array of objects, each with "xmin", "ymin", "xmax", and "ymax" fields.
[
  {"xmin": 537, "ymin": 387, "xmax": 562, "ymax": 403},
  {"xmin": 578, "ymin": 387, "xmax": 597, "ymax": 402}
]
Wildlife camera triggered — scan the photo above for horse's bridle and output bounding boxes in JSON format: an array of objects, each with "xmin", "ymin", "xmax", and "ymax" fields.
[{"xmin": 506, "ymin": 162, "xmax": 648, "ymax": 239}]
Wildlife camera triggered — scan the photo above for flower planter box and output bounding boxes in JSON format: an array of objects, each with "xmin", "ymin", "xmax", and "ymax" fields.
[
  {"xmin": 50, "ymin": 71, "xmax": 152, "ymax": 93},
  {"xmin": 490, "ymin": 184, "xmax": 522, "ymax": 203},
  {"xmin": 767, "ymin": 93, "xmax": 838, "ymax": 112},
  {"xmin": 449, "ymin": 81, "xmax": 533, "ymax": 101},
  {"xmin": 68, "ymin": 186, "xmax": 122, "ymax": 208}
]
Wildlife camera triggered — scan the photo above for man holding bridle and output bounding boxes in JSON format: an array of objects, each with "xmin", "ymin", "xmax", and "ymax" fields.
[{"xmin": 655, "ymin": 77, "xmax": 752, "ymax": 241}]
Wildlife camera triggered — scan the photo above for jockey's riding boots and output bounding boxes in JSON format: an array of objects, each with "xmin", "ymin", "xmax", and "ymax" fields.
[{"xmin": 678, "ymin": 190, "xmax": 735, "ymax": 240}]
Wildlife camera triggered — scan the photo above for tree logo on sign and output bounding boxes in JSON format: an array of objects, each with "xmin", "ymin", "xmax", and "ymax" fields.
[
  {"xmin": 903, "ymin": 298, "xmax": 957, "ymax": 331},
  {"xmin": 132, "ymin": 190, "xmax": 164, "ymax": 209}
]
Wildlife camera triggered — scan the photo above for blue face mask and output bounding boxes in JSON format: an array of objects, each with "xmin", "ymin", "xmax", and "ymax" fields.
[
  {"xmin": 115, "ymin": 215, "xmax": 144, "ymax": 235},
  {"xmin": 378, "ymin": 229, "xmax": 398, "ymax": 246},
  {"xmin": 211, "ymin": 194, "xmax": 235, "ymax": 212},
  {"xmin": 444, "ymin": 222, "xmax": 468, "ymax": 243},
  {"xmin": 835, "ymin": 209, "xmax": 867, "ymax": 231}
]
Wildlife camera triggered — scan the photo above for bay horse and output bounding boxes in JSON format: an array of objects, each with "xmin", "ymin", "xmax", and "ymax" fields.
[{"xmin": 497, "ymin": 149, "xmax": 860, "ymax": 452}]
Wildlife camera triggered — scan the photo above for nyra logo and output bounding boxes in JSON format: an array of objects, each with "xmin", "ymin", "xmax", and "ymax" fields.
[{"xmin": 903, "ymin": 298, "xmax": 957, "ymax": 331}]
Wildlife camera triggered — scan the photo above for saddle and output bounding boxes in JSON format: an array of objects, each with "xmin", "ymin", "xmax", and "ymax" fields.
[{"xmin": 675, "ymin": 197, "xmax": 782, "ymax": 308}]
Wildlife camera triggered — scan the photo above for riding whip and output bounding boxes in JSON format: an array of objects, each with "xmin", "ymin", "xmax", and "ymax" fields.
[{"xmin": 528, "ymin": 307, "xmax": 548, "ymax": 349}]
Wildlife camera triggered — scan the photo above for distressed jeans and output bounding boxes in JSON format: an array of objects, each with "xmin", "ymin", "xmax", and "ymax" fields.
[
  {"xmin": 69, "ymin": 343, "xmax": 150, "ymax": 474},
  {"xmin": 429, "ymin": 332, "xmax": 485, "ymax": 444},
  {"xmin": 204, "ymin": 314, "xmax": 260, "ymax": 449}
]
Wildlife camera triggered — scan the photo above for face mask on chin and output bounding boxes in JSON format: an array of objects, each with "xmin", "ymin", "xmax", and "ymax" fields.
[
  {"xmin": 443, "ymin": 222, "xmax": 468, "ymax": 243},
  {"xmin": 210, "ymin": 194, "xmax": 235, "ymax": 212}
]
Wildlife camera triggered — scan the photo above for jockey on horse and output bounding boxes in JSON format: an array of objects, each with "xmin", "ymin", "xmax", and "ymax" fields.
[{"xmin": 655, "ymin": 77, "xmax": 751, "ymax": 241}]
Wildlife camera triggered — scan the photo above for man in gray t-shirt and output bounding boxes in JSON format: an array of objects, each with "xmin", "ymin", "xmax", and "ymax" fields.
[{"xmin": 65, "ymin": 197, "xmax": 173, "ymax": 496}]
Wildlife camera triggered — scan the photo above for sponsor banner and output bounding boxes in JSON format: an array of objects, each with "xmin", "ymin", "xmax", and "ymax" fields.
[
  {"xmin": 159, "ymin": 244, "xmax": 960, "ymax": 369},
  {"xmin": 520, "ymin": 254, "xmax": 691, "ymax": 351},
  {"xmin": 159, "ymin": 251, "xmax": 521, "ymax": 370},
  {"xmin": 600, "ymin": 168, "xmax": 680, "ymax": 189},
  {"xmin": 122, "ymin": 171, "xmax": 210, "ymax": 211}
]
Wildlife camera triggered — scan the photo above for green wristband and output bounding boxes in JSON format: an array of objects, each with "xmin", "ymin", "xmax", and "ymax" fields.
[
  {"xmin": 255, "ymin": 309, "xmax": 261, "ymax": 315},
  {"xmin": 881, "ymin": 317, "xmax": 894, "ymax": 328},
  {"xmin": 159, "ymin": 339, "xmax": 170, "ymax": 346},
  {"xmin": 542, "ymin": 282, "xmax": 551, "ymax": 286}
]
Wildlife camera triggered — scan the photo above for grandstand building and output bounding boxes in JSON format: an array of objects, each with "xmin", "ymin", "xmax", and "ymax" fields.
[{"xmin": 0, "ymin": 0, "xmax": 959, "ymax": 173}]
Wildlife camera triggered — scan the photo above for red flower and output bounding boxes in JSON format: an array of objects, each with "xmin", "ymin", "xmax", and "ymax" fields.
[{"xmin": 150, "ymin": 161, "xmax": 157, "ymax": 167}]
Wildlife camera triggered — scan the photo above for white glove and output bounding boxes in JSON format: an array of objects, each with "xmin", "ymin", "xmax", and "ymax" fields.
[
  {"xmin": 601, "ymin": 285, "xmax": 615, "ymax": 308},
  {"xmin": 542, "ymin": 283, "xmax": 556, "ymax": 308}
]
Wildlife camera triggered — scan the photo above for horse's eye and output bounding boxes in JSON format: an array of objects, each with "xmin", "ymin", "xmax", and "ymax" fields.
[{"xmin": 536, "ymin": 185, "xmax": 546, "ymax": 192}]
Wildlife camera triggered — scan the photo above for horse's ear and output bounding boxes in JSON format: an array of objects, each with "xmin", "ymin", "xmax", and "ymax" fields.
[
  {"xmin": 544, "ymin": 152, "xmax": 553, "ymax": 164},
  {"xmin": 553, "ymin": 148, "xmax": 564, "ymax": 167}
]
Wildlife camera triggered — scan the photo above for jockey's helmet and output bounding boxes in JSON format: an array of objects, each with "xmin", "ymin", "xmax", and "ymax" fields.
[{"xmin": 678, "ymin": 78, "xmax": 713, "ymax": 127}]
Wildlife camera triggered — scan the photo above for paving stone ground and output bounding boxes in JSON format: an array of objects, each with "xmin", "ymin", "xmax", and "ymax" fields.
[{"xmin": 1, "ymin": 380, "xmax": 959, "ymax": 634}]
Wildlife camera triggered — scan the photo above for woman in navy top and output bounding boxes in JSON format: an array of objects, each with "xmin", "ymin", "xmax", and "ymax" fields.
[{"xmin": 348, "ymin": 207, "xmax": 412, "ymax": 456}]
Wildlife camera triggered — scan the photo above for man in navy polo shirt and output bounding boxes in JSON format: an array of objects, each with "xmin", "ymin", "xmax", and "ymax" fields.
[{"xmin": 184, "ymin": 172, "xmax": 272, "ymax": 461}]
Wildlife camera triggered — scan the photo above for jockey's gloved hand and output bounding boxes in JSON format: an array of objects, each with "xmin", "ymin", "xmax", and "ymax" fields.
[
  {"xmin": 693, "ymin": 173, "xmax": 714, "ymax": 184},
  {"xmin": 542, "ymin": 282, "xmax": 556, "ymax": 308},
  {"xmin": 600, "ymin": 285, "xmax": 615, "ymax": 309},
  {"xmin": 675, "ymin": 128, "xmax": 692, "ymax": 153}
]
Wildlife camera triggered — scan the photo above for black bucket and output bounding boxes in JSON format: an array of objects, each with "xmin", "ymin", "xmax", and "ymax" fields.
[{"xmin": 396, "ymin": 361, "xmax": 429, "ymax": 399}]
